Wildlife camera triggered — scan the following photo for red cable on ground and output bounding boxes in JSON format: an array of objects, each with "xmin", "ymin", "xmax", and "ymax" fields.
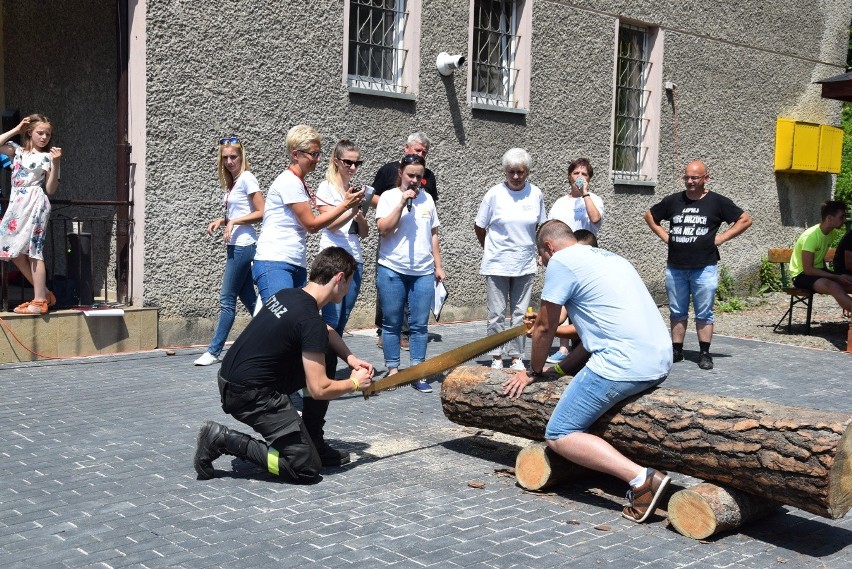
[{"xmin": 0, "ymin": 316, "xmax": 63, "ymax": 360}]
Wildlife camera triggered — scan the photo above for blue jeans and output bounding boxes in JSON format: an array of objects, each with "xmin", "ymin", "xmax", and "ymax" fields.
[
  {"xmin": 665, "ymin": 265, "xmax": 718, "ymax": 324},
  {"xmin": 208, "ymin": 244, "xmax": 257, "ymax": 356},
  {"xmin": 252, "ymin": 260, "xmax": 307, "ymax": 303},
  {"xmin": 377, "ymin": 265, "xmax": 433, "ymax": 369},
  {"xmin": 322, "ymin": 262, "xmax": 363, "ymax": 336},
  {"xmin": 545, "ymin": 366, "xmax": 665, "ymax": 438}
]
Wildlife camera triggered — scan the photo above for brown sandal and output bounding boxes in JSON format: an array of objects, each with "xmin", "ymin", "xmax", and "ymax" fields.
[{"xmin": 14, "ymin": 299, "xmax": 48, "ymax": 315}]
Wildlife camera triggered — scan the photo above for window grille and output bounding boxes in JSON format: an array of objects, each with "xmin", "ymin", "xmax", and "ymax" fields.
[
  {"xmin": 612, "ymin": 24, "xmax": 651, "ymax": 180},
  {"xmin": 348, "ymin": 0, "xmax": 409, "ymax": 93},
  {"xmin": 472, "ymin": 0, "xmax": 520, "ymax": 107}
]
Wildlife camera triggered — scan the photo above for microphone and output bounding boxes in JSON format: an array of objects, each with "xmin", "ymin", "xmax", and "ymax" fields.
[{"xmin": 406, "ymin": 182, "xmax": 417, "ymax": 212}]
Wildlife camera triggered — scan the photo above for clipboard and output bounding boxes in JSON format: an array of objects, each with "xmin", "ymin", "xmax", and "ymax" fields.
[{"xmin": 432, "ymin": 281, "xmax": 448, "ymax": 321}]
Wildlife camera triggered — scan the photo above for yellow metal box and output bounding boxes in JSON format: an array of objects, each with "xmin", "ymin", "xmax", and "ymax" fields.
[
  {"xmin": 817, "ymin": 124, "xmax": 843, "ymax": 173},
  {"xmin": 774, "ymin": 118, "xmax": 795, "ymax": 171},
  {"xmin": 774, "ymin": 118, "xmax": 844, "ymax": 173},
  {"xmin": 791, "ymin": 122, "xmax": 820, "ymax": 171}
]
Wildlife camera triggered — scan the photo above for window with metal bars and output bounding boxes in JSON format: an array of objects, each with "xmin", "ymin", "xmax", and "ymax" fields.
[
  {"xmin": 612, "ymin": 24, "xmax": 651, "ymax": 180},
  {"xmin": 471, "ymin": 0, "xmax": 520, "ymax": 107},
  {"xmin": 347, "ymin": 0, "xmax": 409, "ymax": 93}
]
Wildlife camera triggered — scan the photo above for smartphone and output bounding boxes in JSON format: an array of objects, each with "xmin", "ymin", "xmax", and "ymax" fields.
[{"xmin": 361, "ymin": 185, "xmax": 375, "ymax": 216}]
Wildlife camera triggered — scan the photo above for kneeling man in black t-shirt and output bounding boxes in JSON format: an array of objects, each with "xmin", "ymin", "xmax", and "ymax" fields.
[{"xmin": 194, "ymin": 247, "xmax": 374, "ymax": 483}]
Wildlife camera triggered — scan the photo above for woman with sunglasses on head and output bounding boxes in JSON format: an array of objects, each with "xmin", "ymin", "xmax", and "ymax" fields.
[
  {"xmin": 315, "ymin": 140, "xmax": 369, "ymax": 336},
  {"xmin": 375, "ymin": 154, "xmax": 447, "ymax": 393},
  {"xmin": 194, "ymin": 136, "xmax": 265, "ymax": 366},
  {"xmin": 252, "ymin": 125, "xmax": 365, "ymax": 303}
]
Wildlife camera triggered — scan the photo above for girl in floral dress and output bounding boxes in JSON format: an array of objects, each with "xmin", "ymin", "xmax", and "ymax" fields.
[{"xmin": 0, "ymin": 114, "xmax": 62, "ymax": 315}]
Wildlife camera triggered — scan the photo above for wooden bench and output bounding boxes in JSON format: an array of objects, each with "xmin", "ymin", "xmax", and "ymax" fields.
[{"xmin": 768, "ymin": 248, "xmax": 835, "ymax": 335}]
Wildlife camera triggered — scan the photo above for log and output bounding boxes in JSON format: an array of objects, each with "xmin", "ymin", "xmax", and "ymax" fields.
[
  {"xmin": 668, "ymin": 483, "xmax": 783, "ymax": 539},
  {"xmin": 440, "ymin": 366, "xmax": 852, "ymax": 519},
  {"xmin": 514, "ymin": 443, "xmax": 592, "ymax": 491}
]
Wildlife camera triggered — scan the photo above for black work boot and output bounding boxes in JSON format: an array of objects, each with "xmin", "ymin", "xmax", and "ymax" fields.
[
  {"xmin": 194, "ymin": 421, "xmax": 228, "ymax": 480},
  {"xmin": 302, "ymin": 397, "xmax": 351, "ymax": 467},
  {"xmin": 194, "ymin": 421, "xmax": 268, "ymax": 479}
]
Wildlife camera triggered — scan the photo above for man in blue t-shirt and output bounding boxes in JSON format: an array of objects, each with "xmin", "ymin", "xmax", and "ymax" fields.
[
  {"xmin": 644, "ymin": 161, "xmax": 751, "ymax": 370},
  {"xmin": 503, "ymin": 220, "xmax": 673, "ymax": 523}
]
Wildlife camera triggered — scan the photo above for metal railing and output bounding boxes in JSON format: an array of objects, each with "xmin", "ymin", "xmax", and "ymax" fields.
[
  {"xmin": 612, "ymin": 24, "xmax": 651, "ymax": 181},
  {"xmin": 0, "ymin": 198, "xmax": 132, "ymax": 312},
  {"xmin": 471, "ymin": 0, "xmax": 520, "ymax": 107},
  {"xmin": 347, "ymin": 0, "xmax": 409, "ymax": 93}
]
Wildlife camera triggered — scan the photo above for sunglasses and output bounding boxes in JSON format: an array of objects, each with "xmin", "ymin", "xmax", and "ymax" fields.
[
  {"xmin": 219, "ymin": 136, "xmax": 240, "ymax": 145},
  {"xmin": 401, "ymin": 154, "xmax": 426, "ymax": 166},
  {"xmin": 299, "ymin": 149, "xmax": 322, "ymax": 160},
  {"xmin": 339, "ymin": 158, "xmax": 364, "ymax": 168}
]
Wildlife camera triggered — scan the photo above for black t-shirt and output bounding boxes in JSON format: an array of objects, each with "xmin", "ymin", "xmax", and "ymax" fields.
[
  {"xmin": 372, "ymin": 160, "xmax": 438, "ymax": 202},
  {"xmin": 220, "ymin": 288, "xmax": 328, "ymax": 393},
  {"xmin": 834, "ymin": 229, "xmax": 852, "ymax": 275},
  {"xmin": 649, "ymin": 191, "xmax": 744, "ymax": 268}
]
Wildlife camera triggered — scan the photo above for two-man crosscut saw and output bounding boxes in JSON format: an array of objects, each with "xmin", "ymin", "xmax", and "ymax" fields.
[{"xmin": 361, "ymin": 324, "xmax": 527, "ymax": 399}]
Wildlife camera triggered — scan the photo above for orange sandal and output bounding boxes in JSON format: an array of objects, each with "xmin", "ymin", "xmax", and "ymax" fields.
[{"xmin": 14, "ymin": 299, "xmax": 48, "ymax": 315}]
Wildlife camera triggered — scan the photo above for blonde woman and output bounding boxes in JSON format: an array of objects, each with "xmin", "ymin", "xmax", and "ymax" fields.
[
  {"xmin": 315, "ymin": 140, "xmax": 368, "ymax": 335},
  {"xmin": 252, "ymin": 125, "xmax": 364, "ymax": 302},
  {"xmin": 195, "ymin": 136, "xmax": 265, "ymax": 366}
]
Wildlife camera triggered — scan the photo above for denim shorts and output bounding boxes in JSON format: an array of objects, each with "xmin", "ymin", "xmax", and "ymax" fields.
[
  {"xmin": 665, "ymin": 264, "xmax": 718, "ymax": 323},
  {"xmin": 544, "ymin": 366, "xmax": 665, "ymax": 439}
]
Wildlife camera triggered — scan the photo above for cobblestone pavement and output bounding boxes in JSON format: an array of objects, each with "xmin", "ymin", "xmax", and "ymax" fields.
[{"xmin": 1, "ymin": 321, "xmax": 850, "ymax": 568}]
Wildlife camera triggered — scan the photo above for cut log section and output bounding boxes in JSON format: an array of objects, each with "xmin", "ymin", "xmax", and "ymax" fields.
[
  {"xmin": 514, "ymin": 443, "xmax": 592, "ymax": 491},
  {"xmin": 668, "ymin": 483, "xmax": 783, "ymax": 539},
  {"xmin": 440, "ymin": 366, "xmax": 852, "ymax": 519}
]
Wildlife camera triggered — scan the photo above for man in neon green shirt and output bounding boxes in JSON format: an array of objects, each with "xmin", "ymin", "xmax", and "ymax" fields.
[{"xmin": 790, "ymin": 200, "xmax": 852, "ymax": 316}]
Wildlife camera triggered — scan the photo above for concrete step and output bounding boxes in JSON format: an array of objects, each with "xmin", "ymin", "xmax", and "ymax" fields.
[{"xmin": 0, "ymin": 307, "xmax": 158, "ymax": 363}]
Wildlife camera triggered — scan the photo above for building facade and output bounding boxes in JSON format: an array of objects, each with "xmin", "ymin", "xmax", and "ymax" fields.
[{"xmin": 2, "ymin": 1, "xmax": 850, "ymax": 347}]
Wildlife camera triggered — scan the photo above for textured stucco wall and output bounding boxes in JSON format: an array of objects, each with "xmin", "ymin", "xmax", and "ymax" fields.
[
  {"xmin": 2, "ymin": 0, "xmax": 117, "ymax": 291},
  {"xmin": 145, "ymin": 0, "xmax": 851, "ymax": 346}
]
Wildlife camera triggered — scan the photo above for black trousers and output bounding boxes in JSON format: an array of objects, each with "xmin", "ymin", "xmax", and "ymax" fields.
[{"xmin": 218, "ymin": 374, "xmax": 323, "ymax": 482}]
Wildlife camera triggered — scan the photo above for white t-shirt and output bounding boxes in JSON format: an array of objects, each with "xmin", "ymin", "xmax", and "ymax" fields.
[
  {"xmin": 548, "ymin": 192, "xmax": 605, "ymax": 235},
  {"xmin": 475, "ymin": 182, "xmax": 546, "ymax": 276},
  {"xmin": 541, "ymin": 244, "xmax": 672, "ymax": 381},
  {"xmin": 375, "ymin": 188, "xmax": 440, "ymax": 276},
  {"xmin": 224, "ymin": 171, "xmax": 261, "ymax": 247},
  {"xmin": 316, "ymin": 180, "xmax": 363, "ymax": 263},
  {"xmin": 255, "ymin": 169, "xmax": 310, "ymax": 266}
]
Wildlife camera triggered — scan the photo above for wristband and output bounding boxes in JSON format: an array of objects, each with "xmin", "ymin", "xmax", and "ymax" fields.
[
  {"xmin": 553, "ymin": 363, "xmax": 565, "ymax": 376},
  {"xmin": 581, "ymin": 194, "xmax": 590, "ymax": 198},
  {"xmin": 527, "ymin": 369, "xmax": 543, "ymax": 378},
  {"xmin": 350, "ymin": 378, "xmax": 361, "ymax": 392}
]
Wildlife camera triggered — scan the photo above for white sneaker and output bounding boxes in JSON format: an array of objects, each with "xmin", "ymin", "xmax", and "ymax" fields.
[
  {"xmin": 490, "ymin": 359, "xmax": 504, "ymax": 369},
  {"xmin": 194, "ymin": 352, "xmax": 221, "ymax": 366},
  {"xmin": 545, "ymin": 351, "xmax": 568, "ymax": 364},
  {"xmin": 509, "ymin": 359, "xmax": 526, "ymax": 371}
]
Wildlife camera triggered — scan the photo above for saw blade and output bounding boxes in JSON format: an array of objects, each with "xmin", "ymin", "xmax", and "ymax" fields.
[{"xmin": 362, "ymin": 324, "xmax": 527, "ymax": 399}]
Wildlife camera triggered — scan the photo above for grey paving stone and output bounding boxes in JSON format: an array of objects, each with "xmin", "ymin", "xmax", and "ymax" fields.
[{"xmin": 1, "ymin": 322, "xmax": 850, "ymax": 569}]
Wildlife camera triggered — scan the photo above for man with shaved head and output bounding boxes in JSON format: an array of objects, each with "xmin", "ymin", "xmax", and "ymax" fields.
[
  {"xmin": 644, "ymin": 161, "xmax": 752, "ymax": 370},
  {"xmin": 504, "ymin": 220, "xmax": 673, "ymax": 523}
]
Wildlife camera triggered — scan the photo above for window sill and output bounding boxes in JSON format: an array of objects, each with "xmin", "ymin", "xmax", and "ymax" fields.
[
  {"xmin": 348, "ymin": 86, "xmax": 416, "ymax": 101},
  {"xmin": 612, "ymin": 178, "xmax": 657, "ymax": 187},
  {"xmin": 471, "ymin": 101, "xmax": 528, "ymax": 115}
]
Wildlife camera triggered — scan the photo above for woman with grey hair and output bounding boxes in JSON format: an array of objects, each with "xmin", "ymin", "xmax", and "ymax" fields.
[{"xmin": 474, "ymin": 148, "xmax": 546, "ymax": 370}]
